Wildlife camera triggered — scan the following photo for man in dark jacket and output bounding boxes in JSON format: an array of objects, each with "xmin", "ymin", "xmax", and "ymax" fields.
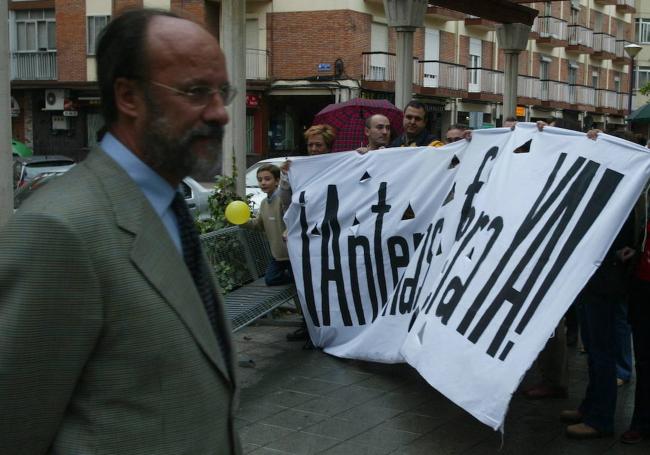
[{"xmin": 390, "ymin": 100, "xmax": 444, "ymax": 148}]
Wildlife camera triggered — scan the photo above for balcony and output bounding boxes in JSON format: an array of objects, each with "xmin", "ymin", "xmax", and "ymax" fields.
[
  {"xmin": 594, "ymin": 0, "xmax": 617, "ymax": 5},
  {"xmin": 613, "ymin": 40, "xmax": 631, "ymax": 64},
  {"xmin": 595, "ymin": 89, "xmax": 621, "ymax": 114},
  {"xmin": 415, "ymin": 60, "xmax": 468, "ymax": 98},
  {"xmin": 246, "ymin": 49, "xmax": 269, "ymax": 81},
  {"xmin": 567, "ymin": 25, "xmax": 594, "ymax": 54},
  {"xmin": 618, "ymin": 92, "xmax": 629, "ymax": 114},
  {"xmin": 361, "ymin": 52, "xmax": 418, "ymax": 91},
  {"xmin": 593, "ymin": 33, "xmax": 617, "ymax": 59},
  {"xmin": 464, "ymin": 15, "xmax": 497, "ymax": 31},
  {"xmin": 571, "ymin": 85, "xmax": 596, "ymax": 110},
  {"xmin": 616, "ymin": 0, "xmax": 636, "ymax": 14},
  {"xmin": 466, "ymin": 67, "xmax": 503, "ymax": 101},
  {"xmin": 540, "ymin": 79, "xmax": 571, "ymax": 109},
  {"xmin": 10, "ymin": 51, "xmax": 57, "ymax": 80},
  {"xmin": 532, "ymin": 16, "xmax": 568, "ymax": 47},
  {"xmin": 426, "ymin": 6, "xmax": 465, "ymax": 21},
  {"xmin": 517, "ymin": 75, "xmax": 541, "ymax": 104}
]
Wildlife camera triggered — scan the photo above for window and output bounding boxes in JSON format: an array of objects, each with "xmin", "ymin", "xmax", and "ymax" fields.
[
  {"xmin": 637, "ymin": 19, "xmax": 650, "ymax": 44},
  {"xmin": 636, "ymin": 67, "xmax": 650, "ymax": 90},
  {"xmin": 87, "ymin": 16, "xmax": 110, "ymax": 55},
  {"xmin": 246, "ymin": 114, "xmax": 255, "ymax": 155},
  {"xmin": 14, "ymin": 9, "xmax": 56, "ymax": 52}
]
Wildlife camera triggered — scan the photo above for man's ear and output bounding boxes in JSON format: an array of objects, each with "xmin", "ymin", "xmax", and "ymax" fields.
[{"xmin": 113, "ymin": 77, "xmax": 142, "ymax": 119}]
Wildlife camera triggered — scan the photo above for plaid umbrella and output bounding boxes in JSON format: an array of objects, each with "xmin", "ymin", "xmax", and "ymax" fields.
[{"xmin": 313, "ymin": 98, "xmax": 404, "ymax": 152}]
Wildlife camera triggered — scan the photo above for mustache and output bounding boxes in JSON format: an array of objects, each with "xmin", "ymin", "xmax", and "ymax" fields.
[{"xmin": 183, "ymin": 124, "xmax": 224, "ymax": 143}]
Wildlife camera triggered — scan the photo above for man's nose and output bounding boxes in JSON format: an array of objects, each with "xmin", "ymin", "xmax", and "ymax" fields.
[{"xmin": 202, "ymin": 93, "xmax": 230, "ymax": 125}]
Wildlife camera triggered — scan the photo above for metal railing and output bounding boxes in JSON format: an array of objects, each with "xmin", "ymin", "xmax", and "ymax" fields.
[
  {"xmin": 572, "ymin": 85, "xmax": 596, "ymax": 106},
  {"xmin": 568, "ymin": 25, "xmax": 594, "ymax": 48},
  {"xmin": 533, "ymin": 16, "xmax": 568, "ymax": 41},
  {"xmin": 617, "ymin": 0, "xmax": 635, "ymax": 9},
  {"xmin": 618, "ymin": 92, "xmax": 629, "ymax": 112},
  {"xmin": 540, "ymin": 79, "xmax": 569, "ymax": 102},
  {"xmin": 596, "ymin": 89, "xmax": 619, "ymax": 109},
  {"xmin": 246, "ymin": 49, "xmax": 269, "ymax": 80},
  {"xmin": 417, "ymin": 60, "xmax": 467, "ymax": 90},
  {"xmin": 593, "ymin": 33, "xmax": 616, "ymax": 54},
  {"xmin": 615, "ymin": 40, "xmax": 631, "ymax": 59},
  {"xmin": 362, "ymin": 52, "xmax": 396, "ymax": 82},
  {"xmin": 466, "ymin": 67, "xmax": 503, "ymax": 94},
  {"xmin": 10, "ymin": 51, "xmax": 57, "ymax": 80},
  {"xmin": 518, "ymin": 75, "xmax": 541, "ymax": 99}
]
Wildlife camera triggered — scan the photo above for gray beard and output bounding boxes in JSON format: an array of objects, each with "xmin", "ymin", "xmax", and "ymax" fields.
[{"xmin": 140, "ymin": 94, "xmax": 223, "ymax": 183}]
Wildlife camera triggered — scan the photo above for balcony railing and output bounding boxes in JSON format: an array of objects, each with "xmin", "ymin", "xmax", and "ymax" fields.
[
  {"xmin": 596, "ymin": 89, "xmax": 619, "ymax": 109},
  {"xmin": 593, "ymin": 33, "xmax": 616, "ymax": 55},
  {"xmin": 572, "ymin": 85, "xmax": 596, "ymax": 106},
  {"xmin": 615, "ymin": 40, "xmax": 631, "ymax": 60},
  {"xmin": 568, "ymin": 25, "xmax": 594, "ymax": 48},
  {"xmin": 10, "ymin": 51, "xmax": 57, "ymax": 80},
  {"xmin": 362, "ymin": 52, "xmax": 396, "ymax": 82},
  {"xmin": 616, "ymin": 0, "xmax": 636, "ymax": 12},
  {"xmin": 540, "ymin": 79, "xmax": 569, "ymax": 102},
  {"xmin": 518, "ymin": 75, "xmax": 541, "ymax": 99},
  {"xmin": 246, "ymin": 49, "xmax": 269, "ymax": 80},
  {"xmin": 618, "ymin": 92, "xmax": 629, "ymax": 112},
  {"xmin": 467, "ymin": 67, "xmax": 503, "ymax": 94},
  {"xmin": 533, "ymin": 16, "xmax": 568, "ymax": 41},
  {"xmin": 417, "ymin": 60, "xmax": 467, "ymax": 91}
]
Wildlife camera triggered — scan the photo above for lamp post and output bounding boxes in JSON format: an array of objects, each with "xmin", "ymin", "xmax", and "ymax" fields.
[
  {"xmin": 384, "ymin": 0, "xmax": 427, "ymax": 110},
  {"xmin": 624, "ymin": 43, "xmax": 642, "ymax": 130}
]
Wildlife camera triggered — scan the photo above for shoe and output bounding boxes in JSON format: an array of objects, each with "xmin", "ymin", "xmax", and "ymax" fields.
[
  {"xmin": 560, "ymin": 410, "xmax": 583, "ymax": 424},
  {"xmin": 620, "ymin": 429, "xmax": 645, "ymax": 445},
  {"xmin": 523, "ymin": 384, "xmax": 568, "ymax": 400},
  {"xmin": 617, "ymin": 378, "xmax": 630, "ymax": 387},
  {"xmin": 565, "ymin": 423, "xmax": 612, "ymax": 439},
  {"xmin": 286, "ymin": 327, "xmax": 308, "ymax": 342}
]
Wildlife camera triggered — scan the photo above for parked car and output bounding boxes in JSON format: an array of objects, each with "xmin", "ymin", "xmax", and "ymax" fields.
[
  {"xmin": 14, "ymin": 169, "xmax": 214, "ymax": 222},
  {"xmin": 245, "ymin": 157, "xmax": 302, "ymax": 214},
  {"xmin": 13, "ymin": 155, "xmax": 76, "ymax": 189}
]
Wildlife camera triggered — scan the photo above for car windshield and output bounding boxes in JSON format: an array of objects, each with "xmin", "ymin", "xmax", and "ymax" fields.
[{"xmin": 245, "ymin": 160, "xmax": 284, "ymax": 188}]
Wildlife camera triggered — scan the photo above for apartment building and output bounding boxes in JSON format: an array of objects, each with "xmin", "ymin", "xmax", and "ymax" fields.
[{"xmin": 8, "ymin": 0, "xmax": 636, "ymax": 161}]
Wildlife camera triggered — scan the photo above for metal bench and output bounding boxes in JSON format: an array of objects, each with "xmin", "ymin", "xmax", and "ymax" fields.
[{"xmin": 200, "ymin": 226, "xmax": 298, "ymax": 332}]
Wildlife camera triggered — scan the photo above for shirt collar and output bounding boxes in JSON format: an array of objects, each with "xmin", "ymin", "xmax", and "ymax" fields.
[{"xmin": 100, "ymin": 132, "xmax": 177, "ymax": 217}]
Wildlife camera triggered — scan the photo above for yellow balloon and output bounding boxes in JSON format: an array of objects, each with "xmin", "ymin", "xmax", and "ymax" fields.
[{"xmin": 225, "ymin": 200, "xmax": 251, "ymax": 225}]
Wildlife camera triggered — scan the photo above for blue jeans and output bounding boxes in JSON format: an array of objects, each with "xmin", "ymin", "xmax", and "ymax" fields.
[
  {"xmin": 265, "ymin": 259, "xmax": 293, "ymax": 286},
  {"xmin": 576, "ymin": 286, "xmax": 619, "ymax": 433},
  {"xmin": 615, "ymin": 301, "xmax": 633, "ymax": 382}
]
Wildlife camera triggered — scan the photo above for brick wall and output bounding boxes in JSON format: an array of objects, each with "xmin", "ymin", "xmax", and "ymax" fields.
[
  {"xmin": 114, "ymin": 0, "xmax": 143, "ymax": 15},
  {"xmin": 458, "ymin": 35, "xmax": 469, "ymax": 66},
  {"xmin": 482, "ymin": 40, "xmax": 494, "ymax": 70},
  {"xmin": 439, "ymin": 31, "xmax": 455, "ymax": 63},
  {"xmin": 267, "ymin": 10, "xmax": 371, "ymax": 80},
  {"xmin": 55, "ymin": 0, "xmax": 86, "ymax": 81},
  {"xmin": 171, "ymin": 0, "xmax": 205, "ymax": 25}
]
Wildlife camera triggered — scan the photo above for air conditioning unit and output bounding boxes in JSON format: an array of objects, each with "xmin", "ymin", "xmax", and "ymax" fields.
[{"xmin": 44, "ymin": 89, "xmax": 66, "ymax": 111}]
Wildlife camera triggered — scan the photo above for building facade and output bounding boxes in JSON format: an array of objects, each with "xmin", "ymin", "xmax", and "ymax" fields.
[{"xmin": 8, "ymin": 0, "xmax": 637, "ymax": 161}]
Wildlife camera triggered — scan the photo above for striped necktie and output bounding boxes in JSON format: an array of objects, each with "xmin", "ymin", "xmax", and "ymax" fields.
[{"xmin": 170, "ymin": 192, "xmax": 229, "ymax": 363}]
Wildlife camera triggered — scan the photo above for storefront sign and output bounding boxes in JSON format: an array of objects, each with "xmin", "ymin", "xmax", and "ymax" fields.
[{"xmin": 246, "ymin": 94, "xmax": 260, "ymax": 108}]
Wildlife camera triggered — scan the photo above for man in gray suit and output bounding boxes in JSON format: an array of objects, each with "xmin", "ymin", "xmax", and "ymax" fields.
[{"xmin": 0, "ymin": 9, "xmax": 240, "ymax": 454}]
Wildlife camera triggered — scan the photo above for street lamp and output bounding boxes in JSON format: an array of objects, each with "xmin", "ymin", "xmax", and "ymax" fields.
[{"xmin": 624, "ymin": 43, "xmax": 642, "ymax": 130}]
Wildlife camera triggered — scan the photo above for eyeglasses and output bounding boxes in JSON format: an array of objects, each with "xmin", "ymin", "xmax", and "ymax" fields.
[{"xmin": 149, "ymin": 80, "xmax": 237, "ymax": 106}]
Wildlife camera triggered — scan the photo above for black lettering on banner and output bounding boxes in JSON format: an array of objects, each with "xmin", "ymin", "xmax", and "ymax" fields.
[
  {"xmin": 348, "ymin": 235, "xmax": 379, "ymax": 325},
  {"xmin": 320, "ymin": 185, "xmax": 352, "ymax": 326},
  {"xmin": 457, "ymin": 147, "xmax": 499, "ymax": 241},
  {"xmin": 299, "ymin": 191, "xmax": 320, "ymax": 327},
  {"xmin": 466, "ymin": 157, "xmax": 623, "ymax": 359},
  {"xmin": 388, "ymin": 236, "xmax": 410, "ymax": 287},
  {"xmin": 372, "ymin": 183, "xmax": 392, "ymax": 304},
  {"xmin": 427, "ymin": 213, "xmax": 503, "ymax": 323}
]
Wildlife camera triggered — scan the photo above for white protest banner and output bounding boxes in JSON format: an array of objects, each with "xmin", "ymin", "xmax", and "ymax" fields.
[{"xmin": 283, "ymin": 123, "xmax": 650, "ymax": 430}]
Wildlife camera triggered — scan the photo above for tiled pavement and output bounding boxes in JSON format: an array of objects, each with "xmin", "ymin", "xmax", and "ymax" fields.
[{"xmin": 233, "ymin": 319, "xmax": 648, "ymax": 455}]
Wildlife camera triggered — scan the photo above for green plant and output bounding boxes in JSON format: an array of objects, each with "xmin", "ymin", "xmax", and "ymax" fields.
[
  {"xmin": 197, "ymin": 165, "xmax": 253, "ymax": 234},
  {"xmin": 639, "ymin": 81, "xmax": 650, "ymax": 97}
]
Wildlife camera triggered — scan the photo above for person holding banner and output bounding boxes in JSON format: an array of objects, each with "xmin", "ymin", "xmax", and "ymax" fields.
[
  {"xmin": 356, "ymin": 114, "xmax": 392, "ymax": 154},
  {"xmin": 389, "ymin": 100, "xmax": 444, "ymax": 148}
]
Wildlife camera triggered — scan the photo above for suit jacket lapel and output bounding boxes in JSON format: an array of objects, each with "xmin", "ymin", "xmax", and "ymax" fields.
[{"xmin": 84, "ymin": 150, "xmax": 232, "ymax": 383}]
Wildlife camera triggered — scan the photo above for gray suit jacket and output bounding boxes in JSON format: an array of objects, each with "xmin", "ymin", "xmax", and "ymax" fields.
[{"xmin": 0, "ymin": 149, "xmax": 240, "ymax": 454}]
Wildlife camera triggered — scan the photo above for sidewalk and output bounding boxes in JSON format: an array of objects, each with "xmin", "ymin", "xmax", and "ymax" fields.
[{"xmin": 233, "ymin": 317, "xmax": 645, "ymax": 454}]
